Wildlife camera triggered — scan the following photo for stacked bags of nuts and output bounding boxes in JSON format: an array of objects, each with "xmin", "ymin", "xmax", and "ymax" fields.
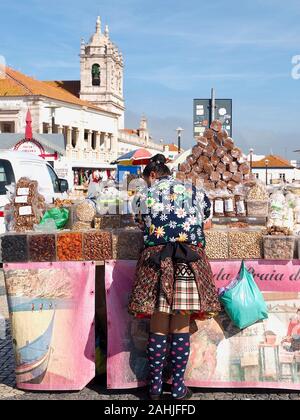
[
  {"xmin": 12, "ymin": 178, "xmax": 46, "ymax": 232},
  {"xmin": 72, "ymin": 200, "xmax": 96, "ymax": 230},
  {"xmin": 176, "ymin": 120, "xmax": 252, "ymax": 193}
]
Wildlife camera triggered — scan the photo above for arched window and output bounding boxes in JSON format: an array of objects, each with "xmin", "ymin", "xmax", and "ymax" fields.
[{"xmin": 92, "ymin": 64, "xmax": 101, "ymax": 86}]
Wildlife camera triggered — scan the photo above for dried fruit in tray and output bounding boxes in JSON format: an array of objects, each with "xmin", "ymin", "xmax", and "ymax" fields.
[
  {"xmin": 29, "ymin": 234, "xmax": 56, "ymax": 262},
  {"xmin": 1, "ymin": 234, "xmax": 28, "ymax": 262},
  {"xmin": 112, "ymin": 229, "xmax": 144, "ymax": 260},
  {"xmin": 57, "ymin": 232, "xmax": 83, "ymax": 261},
  {"xmin": 83, "ymin": 230, "xmax": 112, "ymax": 261}
]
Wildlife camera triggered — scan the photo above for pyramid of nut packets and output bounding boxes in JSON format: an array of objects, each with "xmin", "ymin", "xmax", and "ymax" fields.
[{"xmin": 176, "ymin": 120, "xmax": 255, "ymax": 216}]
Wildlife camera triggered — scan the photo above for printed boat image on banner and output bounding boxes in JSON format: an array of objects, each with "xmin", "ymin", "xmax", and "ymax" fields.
[
  {"xmin": 4, "ymin": 262, "xmax": 95, "ymax": 391},
  {"xmin": 14, "ymin": 313, "xmax": 55, "ymax": 384}
]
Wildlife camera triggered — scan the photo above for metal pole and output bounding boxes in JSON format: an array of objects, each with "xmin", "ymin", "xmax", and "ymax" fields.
[
  {"xmin": 178, "ymin": 133, "xmax": 181, "ymax": 171},
  {"xmin": 265, "ymin": 166, "xmax": 268, "ymax": 185},
  {"xmin": 52, "ymin": 113, "xmax": 55, "ymax": 133},
  {"xmin": 211, "ymin": 88, "xmax": 216, "ymax": 124}
]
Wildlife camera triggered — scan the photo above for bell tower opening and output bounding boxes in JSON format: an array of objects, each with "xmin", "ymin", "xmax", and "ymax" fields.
[{"xmin": 92, "ymin": 64, "xmax": 101, "ymax": 86}]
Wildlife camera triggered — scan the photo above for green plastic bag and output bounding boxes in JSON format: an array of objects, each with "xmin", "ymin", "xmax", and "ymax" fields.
[
  {"xmin": 40, "ymin": 207, "xmax": 69, "ymax": 230},
  {"xmin": 219, "ymin": 261, "xmax": 268, "ymax": 330}
]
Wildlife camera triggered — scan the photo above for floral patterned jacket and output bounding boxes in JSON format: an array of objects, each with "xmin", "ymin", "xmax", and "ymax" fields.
[{"xmin": 132, "ymin": 176, "xmax": 211, "ymax": 248}]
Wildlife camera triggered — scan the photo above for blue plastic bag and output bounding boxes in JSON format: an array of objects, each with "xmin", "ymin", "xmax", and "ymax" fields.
[{"xmin": 219, "ymin": 261, "xmax": 268, "ymax": 330}]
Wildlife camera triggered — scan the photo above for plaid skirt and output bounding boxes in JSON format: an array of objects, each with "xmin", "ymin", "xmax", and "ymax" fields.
[{"xmin": 156, "ymin": 262, "xmax": 200, "ymax": 314}]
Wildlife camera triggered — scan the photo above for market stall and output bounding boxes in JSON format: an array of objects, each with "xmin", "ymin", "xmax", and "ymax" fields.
[
  {"xmin": 2, "ymin": 120, "xmax": 300, "ymax": 392},
  {"xmin": 105, "ymin": 260, "xmax": 300, "ymax": 390}
]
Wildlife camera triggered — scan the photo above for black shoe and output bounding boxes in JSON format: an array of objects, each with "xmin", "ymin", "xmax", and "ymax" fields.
[{"xmin": 173, "ymin": 387, "xmax": 193, "ymax": 400}]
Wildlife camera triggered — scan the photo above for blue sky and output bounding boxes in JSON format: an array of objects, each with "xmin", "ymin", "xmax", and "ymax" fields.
[{"xmin": 1, "ymin": 0, "xmax": 300, "ymax": 158}]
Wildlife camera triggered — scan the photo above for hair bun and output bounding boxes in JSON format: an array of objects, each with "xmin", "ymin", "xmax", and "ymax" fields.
[{"xmin": 151, "ymin": 153, "xmax": 167, "ymax": 165}]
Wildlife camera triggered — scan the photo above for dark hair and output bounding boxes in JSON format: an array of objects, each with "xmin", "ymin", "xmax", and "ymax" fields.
[{"xmin": 143, "ymin": 154, "xmax": 171, "ymax": 178}]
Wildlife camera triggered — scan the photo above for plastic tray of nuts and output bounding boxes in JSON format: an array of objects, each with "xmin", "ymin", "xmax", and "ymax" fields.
[
  {"xmin": 264, "ymin": 235, "xmax": 296, "ymax": 260},
  {"xmin": 228, "ymin": 228, "xmax": 264, "ymax": 259},
  {"xmin": 205, "ymin": 230, "xmax": 229, "ymax": 259}
]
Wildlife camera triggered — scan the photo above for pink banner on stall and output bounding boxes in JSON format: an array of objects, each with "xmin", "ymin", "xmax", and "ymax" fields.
[
  {"xmin": 105, "ymin": 260, "xmax": 300, "ymax": 390},
  {"xmin": 3, "ymin": 261, "xmax": 95, "ymax": 391}
]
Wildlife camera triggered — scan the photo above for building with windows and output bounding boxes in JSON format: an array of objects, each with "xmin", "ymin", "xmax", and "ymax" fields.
[
  {"xmin": 251, "ymin": 155, "xmax": 300, "ymax": 184},
  {"xmin": 0, "ymin": 17, "xmax": 163, "ymax": 176},
  {"xmin": 163, "ymin": 143, "xmax": 181, "ymax": 161}
]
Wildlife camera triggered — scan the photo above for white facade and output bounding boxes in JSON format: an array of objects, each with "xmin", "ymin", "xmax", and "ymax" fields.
[{"xmin": 252, "ymin": 167, "xmax": 300, "ymax": 184}]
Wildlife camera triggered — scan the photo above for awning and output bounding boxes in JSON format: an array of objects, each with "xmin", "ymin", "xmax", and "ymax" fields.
[
  {"xmin": 71, "ymin": 161, "xmax": 117, "ymax": 170},
  {"xmin": 0, "ymin": 133, "xmax": 66, "ymax": 155}
]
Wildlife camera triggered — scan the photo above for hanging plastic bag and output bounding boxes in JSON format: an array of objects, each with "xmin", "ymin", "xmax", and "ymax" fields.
[
  {"xmin": 219, "ymin": 261, "xmax": 268, "ymax": 329},
  {"xmin": 39, "ymin": 207, "xmax": 69, "ymax": 230}
]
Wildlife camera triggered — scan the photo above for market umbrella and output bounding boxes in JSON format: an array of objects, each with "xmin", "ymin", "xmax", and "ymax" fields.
[{"xmin": 114, "ymin": 148, "xmax": 153, "ymax": 166}]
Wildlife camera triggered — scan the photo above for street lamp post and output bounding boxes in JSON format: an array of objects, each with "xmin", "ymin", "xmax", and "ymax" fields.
[
  {"xmin": 176, "ymin": 127, "xmax": 184, "ymax": 171},
  {"xmin": 249, "ymin": 148, "xmax": 254, "ymax": 173},
  {"xmin": 176, "ymin": 127, "xmax": 184, "ymax": 155},
  {"xmin": 265, "ymin": 159, "xmax": 269, "ymax": 185}
]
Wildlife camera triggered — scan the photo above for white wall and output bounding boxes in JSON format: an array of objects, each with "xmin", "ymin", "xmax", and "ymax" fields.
[
  {"xmin": 39, "ymin": 101, "xmax": 118, "ymax": 136},
  {"xmin": 0, "ymin": 98, "xmax": 28, "ymax": 133},
  {"xmin": 252, "ymin": 168, "xmax": 300, "ymax": 183}
]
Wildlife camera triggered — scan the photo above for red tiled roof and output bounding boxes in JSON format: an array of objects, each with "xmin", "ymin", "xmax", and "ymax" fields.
[
  {"xmin": 121, "ymin": 128, "xmax": 139, "ymax": 135},
  {"xmin": 45, "ymin": 80, "xmax": 81, "ymax": 97},
  {"xmin": 252, "ymin": 155, "xmax": 294, "ymax": 169},
  {"xmin": 165, "ymin": 143, "xmax": 179, "ymax": 152},
  {"xmin": 0, "ymin": 67, "xmax": 114, "ymax": 114}
]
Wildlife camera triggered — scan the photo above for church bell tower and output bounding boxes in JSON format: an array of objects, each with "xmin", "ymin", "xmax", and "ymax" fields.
[{"xmin": 80, "ymin": 17, "xmax": 125, "ymax": 128}]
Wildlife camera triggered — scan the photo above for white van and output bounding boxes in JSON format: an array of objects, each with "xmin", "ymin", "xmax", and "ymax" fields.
[{"xmin": 0, "ymin": 150, "xmax": 69, "ymax": 233}]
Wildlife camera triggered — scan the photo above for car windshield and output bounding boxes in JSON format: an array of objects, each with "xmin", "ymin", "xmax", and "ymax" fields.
[{"xmin": 0, "ymin": 159, "xmax": 15, "ymax": 195}]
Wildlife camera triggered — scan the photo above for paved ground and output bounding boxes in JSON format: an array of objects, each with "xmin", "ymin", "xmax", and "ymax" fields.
[{"xmin": 1, "ymin": 270, "xmax": 300, "ymax": 400}]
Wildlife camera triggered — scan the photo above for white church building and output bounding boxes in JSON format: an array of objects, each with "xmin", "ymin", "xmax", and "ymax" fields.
[{"xmin": 0, "ymin": 17, "xmax": 163, "ymax": 183}]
